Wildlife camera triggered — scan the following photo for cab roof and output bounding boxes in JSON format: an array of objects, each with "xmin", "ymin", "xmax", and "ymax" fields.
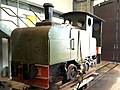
[{"xmin": 60, "ymin": 11, "xmax": 104, "ymax": 22}]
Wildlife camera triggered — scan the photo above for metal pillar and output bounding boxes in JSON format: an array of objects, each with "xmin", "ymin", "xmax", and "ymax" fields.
[
  {"xmin": 0, "ymin": 38, "xmax": 3, "ymax": 77},
  {"xmin": 0, "ymin": 0, "xmax": 1, "ymax": 20},
  {"xmin": 17, "ymin": 0, "xmax": 20, "ymax": 27},
  {"xmin": 0, "ymin": 0, "xmax": 3, "ymax": 77},
  {"xmin": 8, "ymin": 38, "xmax": 11, "ymax": 78}
]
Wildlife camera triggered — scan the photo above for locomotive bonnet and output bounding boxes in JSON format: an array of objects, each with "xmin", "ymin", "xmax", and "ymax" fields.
[{"xmin": 11, "ymin": 3, "xmax": 104, "ymax": 89}]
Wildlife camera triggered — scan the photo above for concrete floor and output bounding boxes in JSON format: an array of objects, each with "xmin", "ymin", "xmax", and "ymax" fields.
[{"xmin": 88, "ymin": 63, "xmax": 120, "ymax": 90}]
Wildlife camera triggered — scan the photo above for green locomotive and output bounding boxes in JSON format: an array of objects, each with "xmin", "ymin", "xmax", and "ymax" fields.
[{"xmin": 11, "ymin": 3, "xmax": 104, "ymax": 90}]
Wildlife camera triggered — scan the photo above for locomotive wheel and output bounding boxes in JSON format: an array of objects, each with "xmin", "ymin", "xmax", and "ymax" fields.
[
  {"xmin": 85, "ymin": 63, "xmax": 89, "ymax": 71},
  {"xmin": 23, "ymin": 86, "xmax": 28, "ymax": 90},
  {"xmin": 82, "ymin": 62, "xmax": 89, "ymax": 72},
  {"xmin": 67, "ymin": 64, "xmax": 77, "ymax": 80}
]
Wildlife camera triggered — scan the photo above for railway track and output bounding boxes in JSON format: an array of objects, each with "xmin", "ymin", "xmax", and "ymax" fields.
[
  {"xmin": 0, "ymin": 62, "xmax": 118, "ymax": 90},
  {"xmin": 86, "ymin": 62, "xmax": 119, "ymax": 90}
]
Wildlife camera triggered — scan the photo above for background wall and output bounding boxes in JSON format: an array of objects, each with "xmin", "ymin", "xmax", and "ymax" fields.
[
  {"xmin": 93, "ymin": 0, "xmax": 109, "ymax": 6},
  {"xmin": 74, "ymin": 0, "xmax": 94, "ymax": 13},
  {"xmin": 26, "ymin": 0, "xmax": 73, "ymax": 13},
  {"xmin": 0, "ymin": 0, "xmax": 108, "ymax": 77}
]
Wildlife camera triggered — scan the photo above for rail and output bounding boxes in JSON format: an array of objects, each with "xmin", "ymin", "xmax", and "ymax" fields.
[
  {"xmin": 0, "ymin": 6, "xmax": 36, "ymax": 27},
  {"xmin": 18, "ymin": 1, "xmax": 42, "ymax": 22},
  {"xmin": 27, "ymin": 5, "xmax": 42, "ymax": 22},
  {"xmin": 0, "ymin": 19, "xmax": 18, "ymax": 27}
]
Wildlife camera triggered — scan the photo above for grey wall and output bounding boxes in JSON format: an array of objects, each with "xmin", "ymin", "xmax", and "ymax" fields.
[{"xmin": 74, "ymin": 0, "xmax": 94, "ymax": 13}]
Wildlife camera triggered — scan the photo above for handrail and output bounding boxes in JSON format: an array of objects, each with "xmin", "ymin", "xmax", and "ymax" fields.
[
  {"xmin": 0, "ymin": 7, "xmax": 29, "ymax": 27},
  {"xmin": 0, "ymin": 19, "xmax": 18, "ymax": 27},
  {"xmin": 0, "ymin": 7, "xmax": 36, "ymax": 27},
  {"xmin": 28, "ymin": 5, "xmax": 42, "ymax": 21},
  {"xmin": 19, "ymin": 1, "xmax": 42, "ymax": 22}
]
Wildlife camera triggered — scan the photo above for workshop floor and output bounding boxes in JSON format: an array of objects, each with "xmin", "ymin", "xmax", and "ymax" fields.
[
  {"xmin": 88, "ymin": 62, "xmax": 120, "ymax": 90},
  {"xmin": 0, "ymin": 61, "xmax": 120, "ymax": 90}
]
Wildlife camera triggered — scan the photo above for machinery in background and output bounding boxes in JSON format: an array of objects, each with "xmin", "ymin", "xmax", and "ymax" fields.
[{"xmin": 11, "ymin": 3, "xmax": 104, "ymax": 90}]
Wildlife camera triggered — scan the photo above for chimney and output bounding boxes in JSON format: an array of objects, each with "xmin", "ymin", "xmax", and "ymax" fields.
[{"xmin": 43, "ymin": 3, "xmax": 54, "ymax": 21}]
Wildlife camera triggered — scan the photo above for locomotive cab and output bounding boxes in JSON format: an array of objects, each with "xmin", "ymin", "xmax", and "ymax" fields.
[
  {"xmin": 61, "ymin": 11, "xmax": 104, "ymax": 63},
  {"xmin": 11, "ymin": 3, "xmax": 104, "ymax": 89}
]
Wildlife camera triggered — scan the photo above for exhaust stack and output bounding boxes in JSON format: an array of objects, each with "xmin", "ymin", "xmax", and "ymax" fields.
[
  {"xmin": 36, "ymin": 3, "xmax": 54, "ymax": 26},
  {"xmin": 43, "ymin": 3, "xmax": 54, "ymax": 21}
]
